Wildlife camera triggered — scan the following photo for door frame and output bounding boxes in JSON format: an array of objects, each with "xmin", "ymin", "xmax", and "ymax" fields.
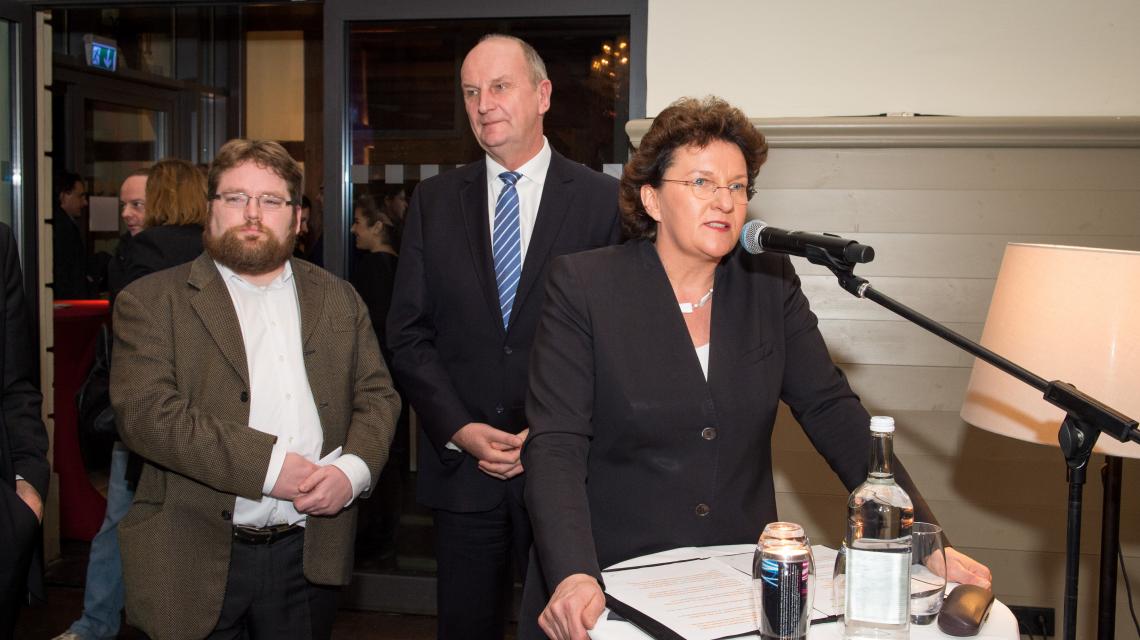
[{"xmin": 53, "ymin": 62, "xmax": 178, "ymax": 179}]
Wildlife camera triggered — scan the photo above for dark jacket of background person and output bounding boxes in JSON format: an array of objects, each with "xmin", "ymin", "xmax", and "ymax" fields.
[
  {"xmin": 386, "ymin": 150, "xmax": 622, "ymax": 513},
  {"xmin": 0, "ymin": 222, "xmax": 49, "ymax": 633},
  {"xmin": 522, "ymin": 241, "xmax": 941, "ymax": 599},
  {"xmin": 52, "ymin": 208, "xmax": 90, "ymax": 299},
  {"xmin": 351, "ymin": 251, "xmax": 398, "ymax": 363},
  {"xmin": 106, "ymin": 232, "xmax": 133, "ymax": 299},
  {"xmin": 119, "ymin": 224, "xmax": 205, "ymax": 294}
]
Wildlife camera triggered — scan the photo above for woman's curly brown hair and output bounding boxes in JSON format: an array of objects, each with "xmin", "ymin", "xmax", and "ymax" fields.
[{"xmin": 620, "ymin": 96, "xmax": 768, "ymax": 240}]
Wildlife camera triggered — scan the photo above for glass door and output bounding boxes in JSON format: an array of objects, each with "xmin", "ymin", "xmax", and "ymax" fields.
[
  {"xmin": 53, "ymin": 66, "xmax": 174, "ymax": 298},
  {"xmin": 83, "ymin": 98, "xmax": 165, "ymax": 288}
]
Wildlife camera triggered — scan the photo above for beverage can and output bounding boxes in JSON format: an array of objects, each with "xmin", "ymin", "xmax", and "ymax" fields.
[{"xmin": 753, "ymin": 522, "xmax": 815, "ymax": 640}]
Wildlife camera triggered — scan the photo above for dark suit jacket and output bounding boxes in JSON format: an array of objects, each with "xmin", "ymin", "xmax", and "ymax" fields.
[
  {"xmin": 387, "ymin": 150, "xmax": 621, "ymax": 512},
  {"xmin": 52, "ymin": 211, "xmax": 89, "ymax": 299},
  {"xmin": 111, "ymin": 253, "xmax": 400, "ymax": 640},
  {"xmin": 119, "ymin": 224, "xmax": 205, "ymax": 295},
  {"xmin": 522, "ymin": 240, "xmax": 939, "ymax": 592},
  {"xmin": 0, "ymin": 222, "xmax": 48, "ymax": 630},
  {"xmin": 106, "ymin": 232, "xmax": 132, "ymax": 299},
  {"xmin": 351, "ymin": 250, "xmax": 398, "ymax": 364}
]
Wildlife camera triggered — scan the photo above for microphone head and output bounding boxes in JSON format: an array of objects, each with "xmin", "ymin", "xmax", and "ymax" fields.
[
  {"xmin": 843, "ymin": 243, "xmax": 876, "ymax": 264},
  {"xmin": 740, "ymin": 219, "xmax": 767, "ymax": 254}
]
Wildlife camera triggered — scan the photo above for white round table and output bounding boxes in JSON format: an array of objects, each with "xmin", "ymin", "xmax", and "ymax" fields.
[{"xmin": 587, "ymin": 545, "xmax": 1018, "ymax": 640}]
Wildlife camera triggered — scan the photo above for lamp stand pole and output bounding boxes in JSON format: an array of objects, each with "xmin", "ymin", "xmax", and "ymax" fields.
[{"xmin": 1097, "ymin": 456, "xmax": 1123, "ymax": 639}]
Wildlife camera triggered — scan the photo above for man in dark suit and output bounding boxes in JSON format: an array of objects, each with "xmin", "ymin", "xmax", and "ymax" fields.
[
  {"xmin": 112, "ymin": 139, "xmax": 400, "ymax": 640},
  {"xmin": 0, "ymin": 222, "xmax": 49, "ymax": 634},
  {"xmin": 53, "ymin": 171, "xmax": 91, "ymax": 299},
  {"xmin": 387, "ymin": 34, "xmax": 621, "ymax": 640}
]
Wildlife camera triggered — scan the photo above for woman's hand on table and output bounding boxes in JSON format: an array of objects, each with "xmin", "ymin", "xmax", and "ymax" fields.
[
  {"xmin": 540, "ymin": 573, "xmax": 607, "ymax": 640},
  {"xmin": 944, "ymin": 546, "xmax": 993, "ymax": 589}
]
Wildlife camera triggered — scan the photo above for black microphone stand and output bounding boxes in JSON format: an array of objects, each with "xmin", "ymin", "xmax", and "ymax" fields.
[{"xmin": 800, "ymin": 245, "xmax": 1140, "ymax": 640}]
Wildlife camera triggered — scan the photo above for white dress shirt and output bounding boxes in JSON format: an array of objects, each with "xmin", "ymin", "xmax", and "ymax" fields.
[
  {"xmin": 215, "ymin": 261, "xmax": 371, "ymax": 527},
  {"xmin": 484, "ymin": 136, "xmax": 552, "ymax": 264}
]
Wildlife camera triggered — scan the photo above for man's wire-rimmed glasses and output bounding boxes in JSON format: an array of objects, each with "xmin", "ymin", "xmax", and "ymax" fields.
[{"xmin": 210, "ymin": 192, "xmax": 294, "ymax": 211}]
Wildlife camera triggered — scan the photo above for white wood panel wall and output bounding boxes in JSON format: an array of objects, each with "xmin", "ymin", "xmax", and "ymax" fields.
[{"xmin": 627, "ymin": 116, "xmax": 1140, "ymax": 637}]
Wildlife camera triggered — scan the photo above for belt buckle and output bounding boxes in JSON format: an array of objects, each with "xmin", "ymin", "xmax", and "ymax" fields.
[{"xmin": 233, "ymin": 523, "xmax": 297, "ymax": 545}]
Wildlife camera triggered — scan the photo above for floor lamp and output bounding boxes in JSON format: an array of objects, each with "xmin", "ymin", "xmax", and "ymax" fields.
[{"xmin": 960, "ymin": 243, "xmax": 1140, "ymax": 640}]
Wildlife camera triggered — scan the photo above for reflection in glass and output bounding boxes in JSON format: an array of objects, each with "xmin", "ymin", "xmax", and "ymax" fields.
[
  {"xmin": 0, "ymin": 19, "xmax": 14, "ymax": 228},
  {"xmin": 85, "ymin": 101, "xmax": 163, "ymax": 296}
]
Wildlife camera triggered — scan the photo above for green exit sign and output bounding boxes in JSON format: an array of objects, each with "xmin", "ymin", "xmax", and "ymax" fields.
[{"xmin": 83, "ymin": 35, "xmax": 118, "ymax": 72}]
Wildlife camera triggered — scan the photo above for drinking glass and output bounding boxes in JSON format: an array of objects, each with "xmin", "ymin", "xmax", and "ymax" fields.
[{"xmin": 910, "ymin": 522, "xmax": 947, "ymax": 624}]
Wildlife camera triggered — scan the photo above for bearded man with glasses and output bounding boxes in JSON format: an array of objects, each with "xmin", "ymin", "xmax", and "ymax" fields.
[{"xmin": 110, "ymin": 139, "xmax": 400, "ymax": 640}]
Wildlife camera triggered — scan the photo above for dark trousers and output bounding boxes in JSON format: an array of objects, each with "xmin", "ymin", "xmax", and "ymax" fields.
[
  {"xmin": 207, "ymin": 529, "xmax": 340, "ymax": 640},
  {"xmin": 0, "ymin": 483, "xmax": 39, "ymax": 636},
  {"xmin": 433, "ymin": 479, "xmax": 531, "ymax": 640}
]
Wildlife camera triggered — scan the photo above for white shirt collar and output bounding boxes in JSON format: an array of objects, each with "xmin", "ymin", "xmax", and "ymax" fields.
[
  {"xmin": 485, "ymin": 136, "xmax": 551, "ymax": 187},
  {"xmin": 213, "ymin": 259, "xmax": 294, "ymax": 291}
]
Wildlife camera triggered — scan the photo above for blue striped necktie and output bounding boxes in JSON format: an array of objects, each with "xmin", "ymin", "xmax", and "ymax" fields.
[{"xmin": 492, "ymin": 171, "xmax": 523, "ymax": 328}]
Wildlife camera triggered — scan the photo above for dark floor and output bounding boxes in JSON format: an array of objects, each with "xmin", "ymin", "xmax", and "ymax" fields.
[{"xmin": 14, "ymin": 539, "xmax": 450, "ymax": 640}]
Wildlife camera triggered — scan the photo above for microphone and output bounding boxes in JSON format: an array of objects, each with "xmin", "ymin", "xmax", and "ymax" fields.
[{"xmin": 739, "ymin": 219, "xmax": 875, "ymax": 264}]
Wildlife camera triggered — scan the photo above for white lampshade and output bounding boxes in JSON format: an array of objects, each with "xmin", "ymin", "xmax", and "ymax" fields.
[{"xmin": 960, "ymin": 243, "xmax": 1140, "ymax": 458}]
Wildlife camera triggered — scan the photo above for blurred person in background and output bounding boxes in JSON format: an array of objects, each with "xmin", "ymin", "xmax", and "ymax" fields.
[
  {"xmin": 120, "ymin": 158, "xmax": 210, "ymax": 291},
  {"xmin": 53, "ymin": 171, "xmax": 92, "ymax": 299},
  {"xmin": 294, "ymin": 195, "xmax": 314, "ymax": 261},
  {"xmin": 349, "ymin": 193, "xmax": 405, "ymax": 571},
  {"xmin": 106, "ymin": 168, "xmax": 150, "ymax": 296}
]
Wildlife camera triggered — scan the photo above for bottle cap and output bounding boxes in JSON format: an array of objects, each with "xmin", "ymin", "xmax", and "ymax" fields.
[{"xmin": 869, "ymin": 415, "xmax": 895, "ymax": 433}]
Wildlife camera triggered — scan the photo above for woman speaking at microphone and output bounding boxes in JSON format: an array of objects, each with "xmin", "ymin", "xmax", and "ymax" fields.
[{"xmin": 520, "ymin": 96, "xmax": 992, "ymax": 640}]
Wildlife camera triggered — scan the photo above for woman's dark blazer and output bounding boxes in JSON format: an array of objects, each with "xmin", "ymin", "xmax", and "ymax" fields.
[
  {"xmin": 522, "ymin": 239, "xmax": 936, "ymax": 595},
  {"xmin": 119, "ymin": 224, "xmax": 205, "ymax": 295}
]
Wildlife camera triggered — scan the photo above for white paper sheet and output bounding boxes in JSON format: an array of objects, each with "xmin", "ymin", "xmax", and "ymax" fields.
[{"xmin": 602, "ymin": 545, "xmax": 841, "ymax": 640}]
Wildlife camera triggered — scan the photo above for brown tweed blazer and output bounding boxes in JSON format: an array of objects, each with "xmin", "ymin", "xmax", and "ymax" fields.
[{"xmin": 110, "ymin": 253, "xmax": 399, "ymax": 640}]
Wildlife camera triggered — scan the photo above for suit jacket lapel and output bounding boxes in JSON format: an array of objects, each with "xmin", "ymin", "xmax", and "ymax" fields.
[
  {"xmin": 707, "ymin": 250, "xmax": 759, "ymax": 395},
  {"xmin": 187, "ymin": 253, "xmax": 249, "ymax": 387},
  {"xmin": 513, "ymin": 151, "xmax": 574, "ymax": 323},
  {"xmin": 291, "ymin": 258, "xmax": 325, "ymax": 348},
  {"xmin": 459, "ymin": 163, "xmax": 505, "ymax": 336},
  {"xmin": 635, "ymin": 241, "xmax": 712, "ymax": 391}
]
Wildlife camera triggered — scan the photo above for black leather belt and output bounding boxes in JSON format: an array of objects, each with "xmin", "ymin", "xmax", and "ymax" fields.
[{"xmin": 232, "ymin": 523, "xmax": 303, "ymax": 545}]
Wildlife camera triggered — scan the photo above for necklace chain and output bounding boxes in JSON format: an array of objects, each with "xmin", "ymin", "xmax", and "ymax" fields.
[{"xmin": 678, "ymin": 287, "xmax": 714, "ymax": 314}]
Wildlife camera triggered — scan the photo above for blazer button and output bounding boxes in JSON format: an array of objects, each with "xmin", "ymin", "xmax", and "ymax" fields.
[
  {"xmin": 495, "ymin": 405, "xmax": 504, "ymax": 414},
  {"xmin": 221, "ymin": 510, "xmax": 232, "ymax": 521},
  {"xmin": 701, "ymin": 427, "xmax": 717, "ymax": 440},
  {"xmin": 695, "ymin": 503, "xmax": 710, "ymax": 517},
  {"xmin": 239, "ymin": 391, "xmax": 249, "ymax": 403},
  {"xmin": 504, "ymin": 346, "xmax": 513, "ymax": 355}
]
